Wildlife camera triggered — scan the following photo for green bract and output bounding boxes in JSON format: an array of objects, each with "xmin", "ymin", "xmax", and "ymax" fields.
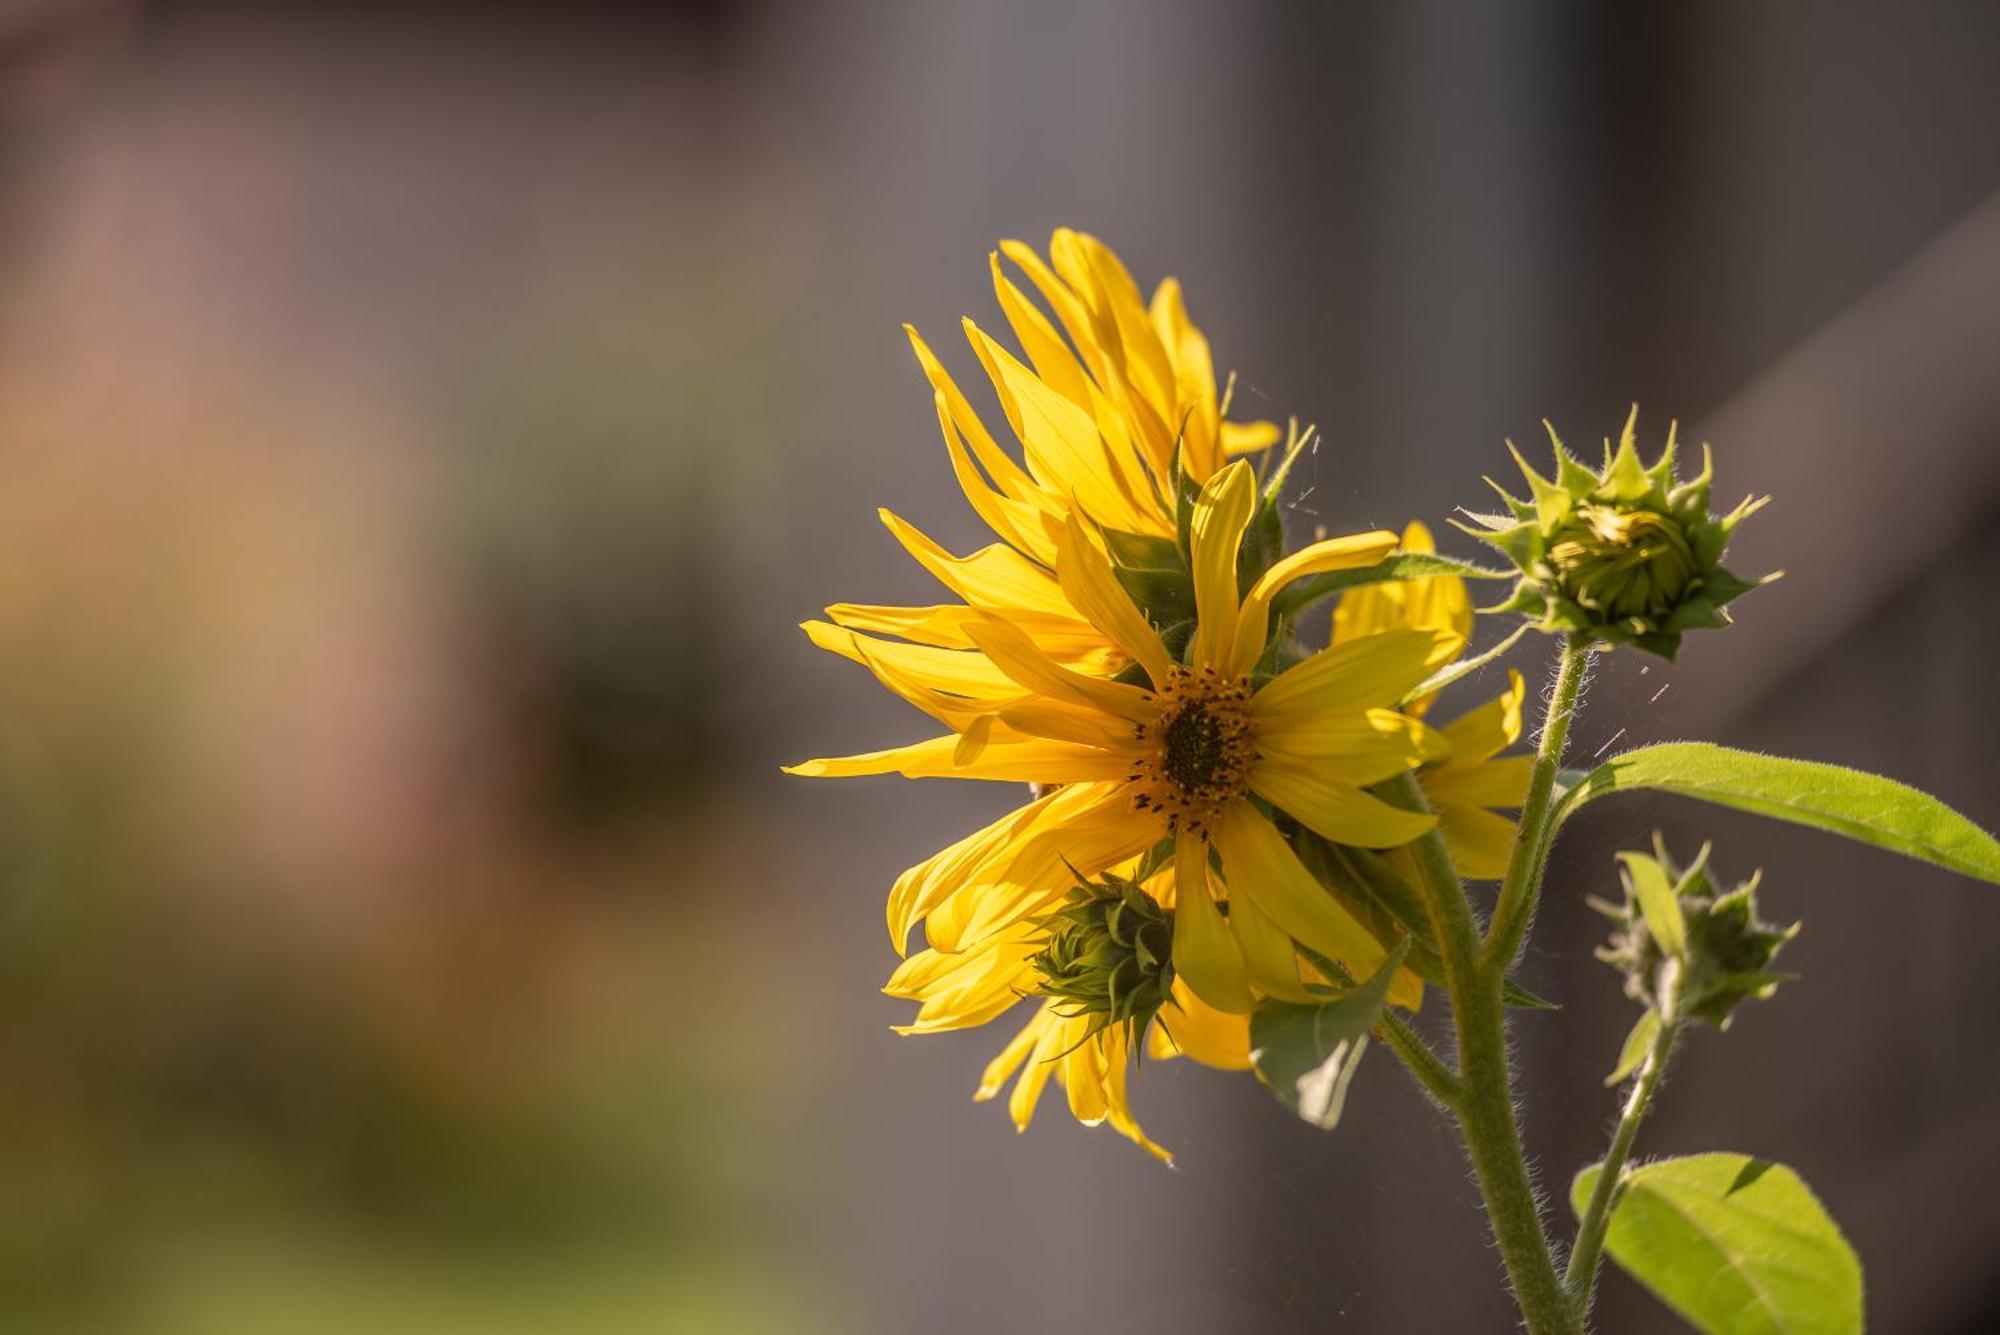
[
  {"xmin": 1593, "ymin": 836, "xmax": 1799, "ymax": 1028},
  {"xmin": 1031, "ymin": 871, "xmax": 1177, "ymax": 1046},
  {"xmin": 1457, "ymin": 407, "xmax": 1772, "ymax": 659}
]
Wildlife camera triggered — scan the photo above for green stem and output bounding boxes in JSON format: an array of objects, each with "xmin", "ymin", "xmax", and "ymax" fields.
[
  {"xmin": 1381, "ymin": 771, "xmax": 1580, "ymax": 1335},
  {"xmin": 1565, "ymin": 965, "xmax": 1685, "ymax": 1315},
  {"xmin": 1485, "ymin": 638, "xmax": 1591, "ymax": 973},
  {"xmin": 1376, "ymin": 1008, "xmax": 1460, "ymax": 1108}
]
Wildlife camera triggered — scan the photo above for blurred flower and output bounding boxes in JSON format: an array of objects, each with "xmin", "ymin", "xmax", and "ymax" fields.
[
  {"xmin": 1330, "ymin": 520, "xmax": 1473, "ymax": 678},
  {"xmin": 1332, "ymin": 522, "xmax": 1531, "ymax": 879}
]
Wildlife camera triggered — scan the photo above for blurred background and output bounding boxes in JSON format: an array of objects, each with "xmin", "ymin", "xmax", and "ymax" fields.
[{"xmin": 0, "ymin": 2, "xmax": 1993, "ymax": 1331}]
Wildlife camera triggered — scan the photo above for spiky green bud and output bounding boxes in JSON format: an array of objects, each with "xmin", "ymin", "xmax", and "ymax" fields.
[
  {"xmin": 1032, "ymin": 870, "xmax": 1176, "ymax": 1047},
  {"xmin": 1592, "ymin": 835, "xmax": 1799, "ymax": 1029},
  {"xmin": 1456, "ymin": 407, "xmax": 1775, "ymax": 660}
]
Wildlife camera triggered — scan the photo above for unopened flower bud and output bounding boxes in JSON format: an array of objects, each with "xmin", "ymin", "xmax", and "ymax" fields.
[
  {"xmin": 1032, "ymin": 870, "xmax": 1177, "ymax": 1047},
  {"xmin": 1458, "ymin": 407, "xmax": 1775, "ymax": 660},
  {"xmin": 1592, "ymin": 836, "xmax": 1797, "ymax": 1029}
]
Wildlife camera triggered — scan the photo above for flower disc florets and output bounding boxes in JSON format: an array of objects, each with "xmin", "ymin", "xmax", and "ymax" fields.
[
  {"xmin": 1129, "ymin": 665, "xmax": 1255, "ymax": 836},
  {"xmin": 1457, "ymin": 407, "xmax": 1773, "ymax": 660},
  {"xmin": 1593, "ymin": 836, "xmax": 1798, "ymax": 1029},
  {"xmin": 1032, "ymin": 872, "xmax": 1177, "ymax": 1046}
]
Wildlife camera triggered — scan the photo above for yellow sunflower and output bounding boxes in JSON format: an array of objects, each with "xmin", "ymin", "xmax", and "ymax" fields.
[
  {"xmin": 790, "ymin": 461, "xmax": 1447, "ymax": 1013},
  {"xmin": 823, "ymin": 228, "xmax": 1280, "ymax": 673},
  {"xmin": 1332, "ymin": 521, "xmax": 1533, "ymax": 878}
]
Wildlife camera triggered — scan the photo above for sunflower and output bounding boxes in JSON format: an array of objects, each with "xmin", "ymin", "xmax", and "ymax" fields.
[
  {"xmin": 790, "ymin": 460, "xmax": 1448, "ymax": 1013},
  {"xmin": 822, "ymin": 228, "xmax": 1280, "ymax": 672},
  {"xmin": 1331, "ymin": 521, "xmax": 1533, "ymax": 878}
]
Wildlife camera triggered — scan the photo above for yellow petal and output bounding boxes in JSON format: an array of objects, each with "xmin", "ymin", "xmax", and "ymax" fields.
[
  {"xmin": 988, "ymin": 251, "xmax": 1093, "ymax": 406},
  {"xmin": 1220, "ymin": 419, "xmax": 1282, "ymax": 456},
  {"xmin": 1253, "ymin": 706, "xmax": 1447, "ymax": 779},
  {"xmin": 964, "ymin": 321, "xmax": 1157, "ymax": 534},
  {"xmin": 931, "ymin": 390, "xmax": 1057, "ymax": 564},
  {"xmin": 964, "ymin": 616, "xmax": 1156, "ymax": 724},
  {"xmin": 1251, "ymin": 628, "xmax": 1460, "ymax": 722},
  {"xmin": 1148, "ymin": 276, "xmax": 1221, "ymax": 476},
  {"xmin": 1211, "ymin": 802, "xmax": 1393, "ymax": 977},
  {"xmin": 1247, "ymin": 761, "xmax": 1439, "ymax": 848},
  {"xmin": 934, "ymin": 793, "xmax": 1159, "ymax": 950},
  {"xmin": 1229, "ymin": 529, "xmax": 1402, "ymax": 678},
  {"xmin": 892, "ymin": 935, "xmax": 1041, "ymax": 1035},
  {"xmin": 1435, "ymin": 670, "xmax": 1526, "ymax": 766},
  {"xmin": 1218, "ymin": 864, "xmax": 1318, "ymax": 1002},
  {"xmin": 995, "ymin": 700, "xmax": 1139, "ymax": 751},
  {"xmin": 1054, "ymin": 516, "xmax": 1176, "ymax": 686},
  {"xmin": 785, "ymin": 733, "xmax": 1132, "ymax": 784},
  {"xmin": 1151, "ymin": 979, "xmax": 1252, "ymax": 1070},
  {"xmin": 998, "ymin": 237, "xmax": 1107, "ymax": 390},
  {"xmin": 1098, "ymin": 1034, "xmax": 1174, "ymax": 1163},
  {"xmin": 886, "ymin": 782, "xmax": 1113, "ymax": 952},
  {"xmin": 1063, "ymin": 1031, "xmax": 1112, "ymax": 1125},
  {"xmin": 904, "ymin": 324, "xmax": 1041, "ymax": 503},
  {"xmin": 1437, "ymin": 805, "xmax": 1521, "ymax": 881},
  {"xmin": 976, "ymin": 1005, "xmax": 1053, "ymax": 1100},
  {"xmin": 822, "ymin": 602, "xmax": 1091, "ymax": 659},
  {"xmin": 1006, "ymin": 1009, "xmax": 1066, "ymax": 1130},
  {"xmin": 878, "ymin": 510, "xmax": 1074, "ymax": 617},
  {"xmin": 1186, "ymin": 460, "xmax": 1256, "ymax": 672},
  {"xmin": 1426, "ymin": 753, "xmax": 1535, "ymax": 810},
  {"xmin": 1331, "ymin": 520, "xmax": 1472, "ymax": 649},
  {"xmin": 800, "ymin": 620, "xmax": 1021, "ymax": 728},
  {"xmin": 1168, "ymin": 829, "xmax": 1254, "ymax": 1013}
]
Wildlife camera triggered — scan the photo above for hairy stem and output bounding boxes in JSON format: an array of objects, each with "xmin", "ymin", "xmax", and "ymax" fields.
[
  {"xmin": 1485, "ymin": 638, "xmax": 1592, "ymax": 973},
  {"xmin": 1381, "ymin": 771, "xmax": 1580, "ymax": 1335},
  {"xmin": 1565, "ymin": 965, "xmax": 1685, "ymax": 1315},
  {"xmin": 1376, "ymin": 1008, "xmax": 1461, "ymax": 1108}
]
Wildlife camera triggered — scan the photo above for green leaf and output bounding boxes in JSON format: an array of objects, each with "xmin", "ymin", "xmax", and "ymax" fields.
[
  {"xmin": 1558, "ymin": 742, "xmax": 2000, "ymax": 886},
  {"xmin": 1620, "ymin": 851, "xmax": 1687, "ymax": 960},
  {"xmin": 1604, "ymin": 1009, "xmax": 1661, "ymax": 1087},
  {"xmin": 1250, "ymin": 940, "xmax": 1408, "ymax": 1129},
  {"xmin": 1502, "ymin": 977, "xmax": 1561, "ymax": 1011},
  {"xmin": 1270, "ymin": 552, "xmax": 1513, "ymax": 619},
  {"xmin": 1571, "ymin": 1153, "xmax": 1863, "ymax": 1335}
]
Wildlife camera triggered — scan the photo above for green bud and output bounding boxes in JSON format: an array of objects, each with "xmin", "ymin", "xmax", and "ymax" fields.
[
  {"xmin": 1455, "ymin": 407, "xmax": 1775, "ymax": 660},
  {"xmin": 1592, "ymin": 835, "xmax": 1798, "ymax": 1029},
  {"xmin": 1032, "ymin": 870, "xmax": 1177, "ymax": 1048}
]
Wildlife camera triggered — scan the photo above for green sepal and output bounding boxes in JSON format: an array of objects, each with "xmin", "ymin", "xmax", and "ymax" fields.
[
  {"xmin": 1239, "ymin": 493, "xmax": 1287, "ymax": 596},
  {"xmin": 1250, "ymin": 940, "xmax": 1409, "ymax": 1130},
  {"xmin": 1604, "ymin": 1009, "xmax": 1662, "ymax": 1087},
  {"xmin": 1270, "ymin": 552, "xmax": 1512, "ymax": 621},
  {"xmin": 1099, "ymin": 527, "xmax": 1183, "ymax": 573},
  {"xmin": 1172, "ymin": 442, "xmax": 1199, "ymax": 568},
  {"xmin": 1111, "ymin": 564, "xmax": 1196, "ymax": 632},
  {"xmin": 1031, "ymin": 870, "xmax": 1178, "ymax": 1053}
]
